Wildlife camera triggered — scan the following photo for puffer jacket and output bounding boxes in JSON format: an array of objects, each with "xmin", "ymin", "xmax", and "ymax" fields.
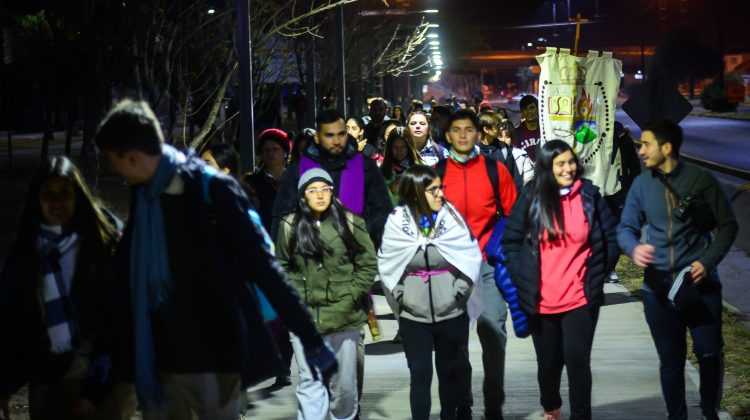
[
  {"xmin": 502, "ymin": 179, "xmax": 620, "ymax": 315},
  {"xmin": 277, "ymin": 212, "xmax": 377, "ymax": 334}
]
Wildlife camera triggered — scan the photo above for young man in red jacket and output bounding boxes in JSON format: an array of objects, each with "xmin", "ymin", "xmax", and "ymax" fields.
[{"xmin": 440, "ymin": 110, "xmax": 517, "ymax": 420}]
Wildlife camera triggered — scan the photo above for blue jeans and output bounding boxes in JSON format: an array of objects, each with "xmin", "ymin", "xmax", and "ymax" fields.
[{"xmin": 642, "ymin": 275, "xmax": 724, "ymax": 420}]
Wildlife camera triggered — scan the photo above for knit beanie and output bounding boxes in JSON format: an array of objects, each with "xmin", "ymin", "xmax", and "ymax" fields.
[
  {"xmin": 257, "ymin": 128, "xmax": 292, "ymax": 154},
  {"xmin": 297, "ymin": 168, "xmax": 334, "ymax": 195}
]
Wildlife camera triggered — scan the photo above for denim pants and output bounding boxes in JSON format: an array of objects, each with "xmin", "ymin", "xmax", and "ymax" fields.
[
  {"xmin": 291, "ymin": 329, "xmax": 360, "ymax": 420},
  {"xmin": 458, "ymin": 261, "xmax": 508, "ymax": 415},
  {"xmin": 642, "ymin": 275, "xmax": 724, "ymax": 420},
  {"xmin": 401, "ymin": 314, "xmax": 470, "ymax": 420}
]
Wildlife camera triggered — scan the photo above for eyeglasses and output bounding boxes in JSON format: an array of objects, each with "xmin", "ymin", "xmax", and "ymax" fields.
[
  {"xmin": 304, "ymin": 186, "xmax": 334, "ymax": 195},
  {"xmin": 425, "ymin": 185, "xmax": 444, "ymax": 196}
]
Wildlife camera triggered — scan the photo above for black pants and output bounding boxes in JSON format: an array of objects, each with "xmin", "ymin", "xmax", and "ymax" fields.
[
  {"xmin": 643, "ymin": 277, "xmax": 724, "ymax": 420},
  {"xmin": 530, "ymin": 305, "xmax": 599, "ymax": 420},
  {"xmin": 400, "ymin": 314, "xmax": 469, "ymax": 420}
]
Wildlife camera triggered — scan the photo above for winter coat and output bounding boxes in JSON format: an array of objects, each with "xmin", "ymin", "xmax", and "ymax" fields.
[
  {"xmin": 277, "ymin": 212, "xmax": 377, "ymax": 335},
  {"xmin": 502, "ymin": 179, "xmax": 620, "ymax": 315},
  {"xmin": 271, "ymin": 138, "xmax": 392, "ymax": 247}
]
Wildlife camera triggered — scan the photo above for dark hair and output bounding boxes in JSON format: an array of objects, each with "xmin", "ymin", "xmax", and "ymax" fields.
[
  {"xmin": 448, "ymin": 109, "xmax": 481, "ymax": 130},
  {"xmin": 316, "ymin": 109, "xmax": 345, "ymax": 130},
  {"xmin": 347, "ymin": 116, "xmax": 365, "ymax": 131},
  {"xmin": 378, "ymin": 120, "xmax": 403, "ymax": 147},
  {"xmin": 19, "ymin": 156, "xmax": 118, "ymax": 248},
  {"xmin": 287, "ymin": 197, "xmax": 365, "ymax": 266},
  {"xmin": 398, "ymin": 165, "xmax": 438, "ymax": 233},
  {"xmin": 430, "ymin": 105, "xmax": 452, "ymax": 119},
  {"xmin": 519, "ymin": 95, "xmax": 538, "ymax": 111},
  {"xmin": 95, "ymin": 99, "xmax": 163, "ymax": 155},
  {"xmin": 642, "ymin": 119, "xmax": 683, "ymax": 156},
  {"xmin": 478, "ymin": 110, "xmax": 500, "ymax": 131},
  {"xmin": 292, "ymin": 128, "xmax": 316, "ymax": 162},
  {"xmin": 391, "ymin": 105, "xmax": 405, "ymax": 122},
  {"xmin": 205, "ymin": 144, "xmax": 239, "ymax": 176},
  {"xmin": 526, "ymin": 140, "xmax": 584, "ymax": 240},
  {"xmin": 381, "ymin": 127, "xmax": 422, "ymax": 180}
]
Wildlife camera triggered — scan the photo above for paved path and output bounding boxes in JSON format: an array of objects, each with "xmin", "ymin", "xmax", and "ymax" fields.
[{"xmin": 243, "ymin": 284, "xmax": 713, "ymax": 419}]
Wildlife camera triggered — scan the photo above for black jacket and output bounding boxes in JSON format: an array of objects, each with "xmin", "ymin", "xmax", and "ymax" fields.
[
  {"xmin": 244, "ymin": 171, "xmax": 279, "ymax": 232},
  {"xmin": 271, "ymin": 139, "xmax": 393, "ymax": 248},
  {"xmin": 0, "ymin": 229, "xmax": 115, "ymax": 399},
  {"xmin": 109, "ymin": 157, "xmax": 324, "ymax": 388},
  {"xmin": 502, "ymin": 179, "xmax": 620, "ymax": 315}
]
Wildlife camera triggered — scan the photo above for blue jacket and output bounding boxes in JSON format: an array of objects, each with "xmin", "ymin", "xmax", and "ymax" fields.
[{"xmin": 617, "ymin": 160, "xmax": 737, "ymax": 274}]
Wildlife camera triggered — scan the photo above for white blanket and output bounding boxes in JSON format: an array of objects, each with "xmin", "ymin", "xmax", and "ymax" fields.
[{"xmin": 378, "ymin": 203, "xmax": 484, "ymax": 320}]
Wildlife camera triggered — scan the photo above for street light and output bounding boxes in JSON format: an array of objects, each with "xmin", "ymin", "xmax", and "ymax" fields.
[
  {"xmin": 208, "ymin": 8, "xmax": 215, "ymax": 14},
  {"xmin": 429, "ymin": 41, "xmax": 440, "ymax": 45},
  {"xmin": 427, "ymin": 33, "xmax": 439, "ymax": 38}
]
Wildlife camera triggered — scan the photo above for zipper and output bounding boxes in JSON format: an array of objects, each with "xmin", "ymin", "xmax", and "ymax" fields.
[
  {"xmin": 424, "ymin": 247, "xmax": 436, "ymax": 323},
  {"xmin": 665, "ymin": 180, "xmax": 676, "ymax": 279},
  {"xmin": 463, "ymin": 163, "xmax": 469, "ymax": 220}
]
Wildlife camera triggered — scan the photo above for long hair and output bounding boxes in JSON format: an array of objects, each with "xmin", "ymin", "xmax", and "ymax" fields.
[
  {"xmin": 397, "ymin": 165, "xmax": 464, "ymax": 235},
  {"xmin": 526, "ymin": 140, "xmax": 584, "ymax": 241},
  {"xmin": 381, "ymin": 127, "xmax": 422, "ymax": 180},
  {"xmin": 18, "ymin": 156, "xmax": 118, "ymax": 248},
  {"xmin": 287, "ymin": 196, "xmax": 365, "ymax": 267},
  {"xmin": 291, "ymin": 128, "xmax": 316, "ymax": 163}
]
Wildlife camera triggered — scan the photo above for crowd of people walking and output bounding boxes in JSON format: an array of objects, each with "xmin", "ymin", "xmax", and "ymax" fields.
[{"xmin": 0, "ymin": 95, "xmax": 738, "ymax": 420}]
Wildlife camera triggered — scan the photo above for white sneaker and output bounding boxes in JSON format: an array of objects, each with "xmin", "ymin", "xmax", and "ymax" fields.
[{"xmin": 609, "ymin": 271, "xmax": 620, "ymax": 283}]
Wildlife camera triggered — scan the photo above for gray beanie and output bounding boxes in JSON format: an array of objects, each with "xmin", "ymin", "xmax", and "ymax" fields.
[{"xmin": 298, "ymin": 168, "xmax": 334, "ymax": 195}]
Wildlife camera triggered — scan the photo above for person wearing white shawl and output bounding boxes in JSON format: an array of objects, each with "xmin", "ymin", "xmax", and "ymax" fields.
[{"xmin": 377, "ymin": 165, "xmax": 482, "ymax": 420}]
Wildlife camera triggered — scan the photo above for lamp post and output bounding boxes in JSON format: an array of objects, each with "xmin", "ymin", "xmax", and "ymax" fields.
[{"xmin": 237, "ymin": 0, "xmax": 256, "ymax": 173}]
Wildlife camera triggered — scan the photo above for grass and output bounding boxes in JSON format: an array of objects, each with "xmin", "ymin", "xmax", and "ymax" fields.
[{"xmin": 616, "ymin": 256, "xmax": 750, "ymax": 419}]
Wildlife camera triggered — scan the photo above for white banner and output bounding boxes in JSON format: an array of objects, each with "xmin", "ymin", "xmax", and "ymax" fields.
[{"xmin": 536, "ymin": 48, "xmax": 623, "ymax": 196}]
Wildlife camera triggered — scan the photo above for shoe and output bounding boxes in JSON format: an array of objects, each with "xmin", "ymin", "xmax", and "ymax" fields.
[
  {"xmin": 609, "ymin": 271, "xmax": 620, "ymax": 283},
  {"xmin": 392, "ymin": 330, "xmax": 403, "ymax": 344},
  {"xmin": 456, "ymin": 406, "xmax": 473, "ymax": 420},
  {"xmin": 543, "ymin": 408, "xmax": 561, "ymax": 420},
  {"xmin": 273, "ymin": 373, "xmax": 292, "ymax": 387},
  {"xmin": 482, "ymin": 410, "xmax": 503, "ymax": 420}
]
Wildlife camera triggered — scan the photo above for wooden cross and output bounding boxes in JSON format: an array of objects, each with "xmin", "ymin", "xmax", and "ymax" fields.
[{"xmin": 569, "ymin": 13, "xmax": 589, "ymax": 56}]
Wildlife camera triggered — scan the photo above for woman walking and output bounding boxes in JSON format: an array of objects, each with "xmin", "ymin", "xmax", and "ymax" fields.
[
  {"xmin": 378, "ymin": 165, "xmax": 483, "ymax": 420},
  {"xmin": 502, "ymin": 140, "xmax": 619, "ymax": 420},
  {"xmin": 276, "ymin": 168, "xmax": 377, "ymax": 420},
  {"xmin": 380, "ymin": 127, "xmax": 423, "ymax": 206},
  {"xmin": 0, "ymin": 156, "xmax": 135, "ymax": 419}
]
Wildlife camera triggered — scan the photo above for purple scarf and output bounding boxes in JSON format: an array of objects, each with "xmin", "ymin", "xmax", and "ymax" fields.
[{"xmin": 300, "ymin": 153, "xmax": 365, "ymax": 215}]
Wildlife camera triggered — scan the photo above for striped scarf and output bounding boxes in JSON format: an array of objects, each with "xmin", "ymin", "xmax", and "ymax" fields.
[{"xmin": 37, "ymin": 224, "xmax": 80, "ymax": 353}]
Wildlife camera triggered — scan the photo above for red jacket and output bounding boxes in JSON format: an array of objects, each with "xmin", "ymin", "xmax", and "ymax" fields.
[{"xmin": 441, "ymin": 155, "xmax": 517, "ymax": 259}]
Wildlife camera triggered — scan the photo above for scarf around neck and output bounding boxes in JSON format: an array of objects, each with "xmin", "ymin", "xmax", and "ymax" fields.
[
  {"xmin": 449, "ymin": 146, "xmax": 479, "ymax": 164},
  {"xmin": 378, "ymin": 203, "xmax": 484, "ymax": 320},
  {"xmin": 130, "ymin": 144, "xmax": 185, "ymax": 408},
  {"xmin": 299, "ymin": 152, "xmax": 365, "ymax": 215},
  {"xmin": 38, "ymin": 224, "xmax": 80, "ymax": 353}
]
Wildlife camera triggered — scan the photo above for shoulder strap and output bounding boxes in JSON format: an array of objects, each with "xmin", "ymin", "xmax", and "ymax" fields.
[
  {"xmin": 653, "ymin": 171, "xmax": 681, "ymax": 200},
  {"xmin": 483, "ymin": 156, "xmax": 504, "ymax": 219},
  {"xmin": 435, "ymin": 159, "xmax": 447, "ymax": 179}
]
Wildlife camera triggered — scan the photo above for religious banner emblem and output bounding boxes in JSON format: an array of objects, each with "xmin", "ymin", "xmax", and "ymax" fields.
[{"xmin": 536, "ymin": 48, "xmax": 623, "ymax": 196}]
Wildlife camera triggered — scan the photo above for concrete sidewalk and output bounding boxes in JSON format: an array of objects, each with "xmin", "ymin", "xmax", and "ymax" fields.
[{"xmin": 243, "ymin": 284, "xmax": 717, "ymax": 419}]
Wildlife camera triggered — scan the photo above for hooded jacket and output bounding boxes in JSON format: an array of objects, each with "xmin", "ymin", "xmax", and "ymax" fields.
[{"xmin": 502, "ymin": 179, "xmax": 620, "ymax": 315}]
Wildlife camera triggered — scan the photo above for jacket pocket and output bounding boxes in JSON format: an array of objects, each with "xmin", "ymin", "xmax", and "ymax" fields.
[
  {"xmin": 401, "ymin": 275, "xmax": 431, "ymax": 319},
  {"xmin": 326, "ymin": 276, "xmax": 353, "ymax": 304},
  {"xmin": 430, "ymin": 275, "xmax": 460, "ymax": 317}
]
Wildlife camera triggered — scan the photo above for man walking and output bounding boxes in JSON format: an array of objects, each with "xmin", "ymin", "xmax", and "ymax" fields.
[
  {"xmin": 617, "ymin": 119, "xmax": 738, "ymax": 420},
  {"xmin": 514, "ymin": 95, "xmax": 541, "ymax": 162},
  {"xmin": 95, "ymin": 99, "xmax": 336, "ymax": 419},
  {"xmin": 272, "ymin": 109, "xmax": 392, "ymax": 247},
  {"xmin": 438, "ymin": 110, "xmax": 518, "ymax": 420}
]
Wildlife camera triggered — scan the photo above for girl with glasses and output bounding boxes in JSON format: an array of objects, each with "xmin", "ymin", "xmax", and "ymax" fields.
[
  {"xmin": 378, "ymin": 165, "xmax": 483, "ymax": 420},
  {"xmin": 276, "ymin": 168, "xmax": 377, "ymax": 420}
]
